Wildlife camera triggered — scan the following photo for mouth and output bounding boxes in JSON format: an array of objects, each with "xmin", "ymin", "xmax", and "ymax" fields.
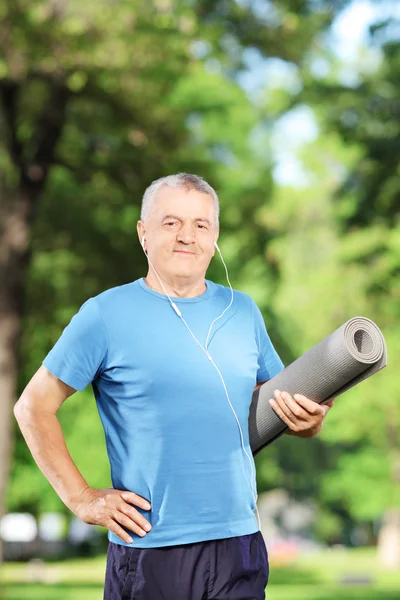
[{"xmin": 173, "ymin": 250, "xmax": 196, "ymax": 255}]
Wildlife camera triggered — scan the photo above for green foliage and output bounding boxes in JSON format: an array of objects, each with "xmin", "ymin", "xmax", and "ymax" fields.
[
  {"xmin": 302, "ymin": 14, "xmax": 400, "ymax": 528},
  {"xmin": 3, "ymin": 0, "xmax": 341, "ymax": 516},
  {"xmin": 3, "ymin": 0, "xmax": 399, "ymax": 548}
]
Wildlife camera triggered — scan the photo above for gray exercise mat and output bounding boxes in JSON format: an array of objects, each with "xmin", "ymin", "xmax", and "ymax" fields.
[{"xmin": 249, "ymin": 316, "xmax": 387, "ymax": 456}]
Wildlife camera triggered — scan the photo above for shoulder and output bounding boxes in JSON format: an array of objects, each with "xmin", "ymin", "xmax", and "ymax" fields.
[
  {"xmin": 208, "ymin": 280, "xmax": 255, "ymax": 312},
  {"xmin": 88, "ymin": 279, "xmax": 141, "ymax": 313}
]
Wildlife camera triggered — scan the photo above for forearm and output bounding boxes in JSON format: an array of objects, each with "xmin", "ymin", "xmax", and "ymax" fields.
[{"xmin": 14, "ymin": 403, "xmax": 89, "ymax": 512}]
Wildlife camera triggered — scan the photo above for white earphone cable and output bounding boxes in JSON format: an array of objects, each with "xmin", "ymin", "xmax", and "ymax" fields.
[
  {"xmin": 204, "ymin": 244, "xmax": 233, "ymax": 353},
  {"xmin": 141, "ymin": 237, "xmax": 261, "ymax": 530}
]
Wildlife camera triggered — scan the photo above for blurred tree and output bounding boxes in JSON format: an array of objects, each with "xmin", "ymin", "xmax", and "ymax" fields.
[
  {"xmin": 319, "ymin": 15, "xmax": 399, "ymax": 568},
  {"xmin": 0, "ymin": 0, "xmax": 199, "ymax": 560},
  {"xmin": 279, "ymin": 6, "xmax": 400, "ymax": 565},
  {"xmin": 0, "ymin": 0, "xmax": 350, "ymax": 559}
]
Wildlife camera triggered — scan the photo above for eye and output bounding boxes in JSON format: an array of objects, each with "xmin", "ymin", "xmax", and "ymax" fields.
[{"xmin": 197, "ymin": 224, "xmax": 207, "ymax": 230}]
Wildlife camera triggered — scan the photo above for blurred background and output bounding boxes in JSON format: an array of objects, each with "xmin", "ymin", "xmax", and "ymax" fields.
[{"xmin": 0, "ymin": 0, "xmax": 399, "ymax": 598}]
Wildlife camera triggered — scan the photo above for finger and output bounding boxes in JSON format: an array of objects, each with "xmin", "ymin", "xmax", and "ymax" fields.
[
  {"xmin": 324, "ymin": 398, "xmax": 335, "ymax": 408},
  {"xmin": 273, "ymin": 390, "xmax": 298, "ymax": 423},
  {"xmin": 105, "ymin": 518, "xmax": 134, "ymax": 545},
  {"xmin": 120, "ymin": 491, "xmax": 151, "ymax": 510},
  {"xmin": 274, "ymin": 389, "xmax": 312, "ymax": 427},
  {"xmin": 119, "ymin": 503, "xmax": 152, "ymax": 532},
  {"xmin": 293, "ymin": 393, "xmax": 326, "ymax": 416},
  {"xmin": 114, "ymin": 510, "xmax": 149, "ymax": 537},
  {"xmin": 279, "ymin": 391, "xmax": 311, "ymax": 421},
  {"xmin": 269, "ymin": 397, "xmax": 298, "ymax": 430}
]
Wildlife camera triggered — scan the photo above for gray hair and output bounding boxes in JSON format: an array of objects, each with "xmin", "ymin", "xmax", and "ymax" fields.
[{"xmin": 140, "ymin": 173, "xmax": 219, "ymax": 227}]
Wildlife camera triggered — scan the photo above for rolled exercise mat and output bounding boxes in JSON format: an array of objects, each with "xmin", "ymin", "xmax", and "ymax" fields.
[{"xmin": 249, "ymin": 316, "xmax": 387, "ymax": 456}]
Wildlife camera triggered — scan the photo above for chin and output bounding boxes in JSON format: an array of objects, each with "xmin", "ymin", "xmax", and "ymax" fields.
[
  {"xmin": 172, "ymin": 267, "xmax": 198, "ymax": 278},
  {"xmin": 176, "ymin": 270, "xmax": 197, "ymax": 278}
]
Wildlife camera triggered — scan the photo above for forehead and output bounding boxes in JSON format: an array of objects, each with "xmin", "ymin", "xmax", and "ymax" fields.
[{"xmin": 151, "ymin": 185, "xmax": 216, "ymax": 222}]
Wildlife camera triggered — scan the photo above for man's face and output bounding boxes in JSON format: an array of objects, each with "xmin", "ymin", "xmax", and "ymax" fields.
[{"xmin": 138, "ymin": 185, "xmax": 218, "ymax": 283}]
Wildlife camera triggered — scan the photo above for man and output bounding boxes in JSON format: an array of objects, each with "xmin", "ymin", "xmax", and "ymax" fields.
[{"xmin": 14, "ymin": 173, "xmax": 333, "ymax": 600}]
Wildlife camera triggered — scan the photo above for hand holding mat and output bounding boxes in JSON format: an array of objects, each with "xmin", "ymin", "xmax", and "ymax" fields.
[{"xmin": 249, "ymin": 316, "xmax": 387, "ymax": 455}]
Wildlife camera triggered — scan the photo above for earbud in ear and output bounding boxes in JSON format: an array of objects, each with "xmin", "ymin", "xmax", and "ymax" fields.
[{"xmin": 141, "ymin": 235, "xmax": 146, "ymax": 247}]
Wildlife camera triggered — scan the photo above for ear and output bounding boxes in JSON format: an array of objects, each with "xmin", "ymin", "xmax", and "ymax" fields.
[
  {"xmin": 137, "ymin": 220, "xmax": 145, "ymax": 248},
  {"xmin": 213, "ymin": 229, "xmax": 219, "ymax": 255}
]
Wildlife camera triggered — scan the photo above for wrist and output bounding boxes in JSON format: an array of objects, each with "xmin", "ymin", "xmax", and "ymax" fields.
[{"xmin": 66, "ymin": 485, "xmax": 92, "ymax": 515}]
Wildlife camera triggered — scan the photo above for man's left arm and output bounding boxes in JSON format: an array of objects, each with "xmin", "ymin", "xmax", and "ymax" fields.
[{"xmin": 253, "ymin": 382, "xmax": 335, "ymax": 438}]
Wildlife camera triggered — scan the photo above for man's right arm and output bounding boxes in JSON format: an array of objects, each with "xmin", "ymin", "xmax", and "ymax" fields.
[{"xmin": 13, "ymin": 365, "xmax": 152, "ymax": 543}]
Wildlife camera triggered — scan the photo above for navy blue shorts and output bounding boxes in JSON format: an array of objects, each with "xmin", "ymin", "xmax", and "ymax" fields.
[{"xmin": 104, "ymin": 531, "xmax": 269, "ymax": 599}]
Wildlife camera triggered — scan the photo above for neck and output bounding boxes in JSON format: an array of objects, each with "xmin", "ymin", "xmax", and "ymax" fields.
[{"xmin": 144, "ymin": 270, "xmax": 206, "ymax": 298}]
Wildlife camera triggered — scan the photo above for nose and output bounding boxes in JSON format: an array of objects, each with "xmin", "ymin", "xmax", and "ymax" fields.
[{"xmin": 176, "ymin": 223, "xmax": 196, "ymax": 245}]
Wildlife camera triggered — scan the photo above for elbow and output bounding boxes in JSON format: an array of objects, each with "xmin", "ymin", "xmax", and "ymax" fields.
[
  {"xmin": 13, "ymin": 395, "xmax": 34, "ymax": 426},
  {"xmin": 13, "ymin": 396, "xmax": 26, "ymax": 424},
  {"xmin": 14, "ymin": 393, "xmax": 58, "ymax": 426}
]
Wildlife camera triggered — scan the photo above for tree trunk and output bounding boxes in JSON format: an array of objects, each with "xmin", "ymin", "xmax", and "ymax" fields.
[
  {"xmin": 0, "ymin": 78, "xmax": 69, "ymax": 563},
  {"xmin": 378, "ymin": 508, "xmax": 400, "ymax": 569},
  {"xmin": 378, "ymin": 425, "xmax": 400, "ymax": 568},
  {"xmin": 0, "ymin": 191, "xmax": 34, "ymax": 563},
  {"xmin": 0, "ymin": 317, "xmax": 20, "ymax": 565}
]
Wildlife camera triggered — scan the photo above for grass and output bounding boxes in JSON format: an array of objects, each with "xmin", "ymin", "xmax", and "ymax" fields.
[
  {"xmin": 267, "ymin": 547, "xmax": 400, "ymax": 599},
  {"xmin": 1, "ymin": 548, "xmax": 399, "ymax": 599}
]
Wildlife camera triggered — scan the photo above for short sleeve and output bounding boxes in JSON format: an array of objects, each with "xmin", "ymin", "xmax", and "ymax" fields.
[
  {"xmin": 42, "ymin": 298, "xmax": 108, "ymax": 392},
  {"xmin": 252, "ymin": 300, "xmax": 284, "ymax": 382}
]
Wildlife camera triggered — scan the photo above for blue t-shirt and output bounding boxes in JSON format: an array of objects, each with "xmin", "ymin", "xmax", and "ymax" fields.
[{"xmin": 43, "ymin": 277, "xmax": 284, "ymax": 548}]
